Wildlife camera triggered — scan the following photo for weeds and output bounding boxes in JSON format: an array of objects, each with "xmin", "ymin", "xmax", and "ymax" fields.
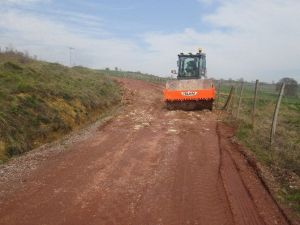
[
  {"xmin": 0, "ymin": 52, "xmax": 122, "ymax": 162},
  {"xmin": 216, "ymin": 80, "xmax": 300, "ymax": 214}
]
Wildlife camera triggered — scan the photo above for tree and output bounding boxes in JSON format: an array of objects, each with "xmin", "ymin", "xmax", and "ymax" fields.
[{"xmin": 276, "ymin": 77, "xmax": 298, "ymax": 96}]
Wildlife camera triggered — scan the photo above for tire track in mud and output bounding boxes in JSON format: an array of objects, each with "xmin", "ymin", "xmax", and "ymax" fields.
[
  {"xmin": 220, "ymin": 148, "xmax": 265, "ymax": 225},
  {"xmin": 172, "ymin": 117, "xmax": 234, "ymax": 225},
  {"xmin": 217, "ymin": 123, "xmax": 290, "ymax": 225}
]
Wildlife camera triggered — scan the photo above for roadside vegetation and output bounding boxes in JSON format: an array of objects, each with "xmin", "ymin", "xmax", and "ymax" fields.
[
  {"xmin": 0, "ymin": 51, "xmax": 123, "ymax": 162},
  {"xmin": 216, "ymin": 79, "xmax": 300, "ymax": 214},
  {"xmin": 96, "ymin": 68, "xmax": 168, "ymax": 83}
]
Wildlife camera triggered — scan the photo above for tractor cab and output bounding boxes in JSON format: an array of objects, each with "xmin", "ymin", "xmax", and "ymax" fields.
[
  {"xmin": 177, "ymin": 50, "xmax": 206, "ymax": 80},
  {"xmin": 164, "ymin": 49, "xmax": 215, "ymax": 110}
]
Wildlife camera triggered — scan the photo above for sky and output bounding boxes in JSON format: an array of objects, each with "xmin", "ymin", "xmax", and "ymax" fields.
[{"xmin": 0, "ymin": 0, "xmax": 300, "ymax": 82}]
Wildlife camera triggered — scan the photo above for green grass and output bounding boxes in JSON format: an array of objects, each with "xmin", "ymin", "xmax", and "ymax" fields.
[
  {"xmin": 215, "ymin": 80, "xmax": 300, "ymax": 214},
  {"xmin": 0, "ymin": 52, "xmax": 123, "ymax": 162},
  {"xmin": 286, "ymin": 191, "xmax": 300, "ymax": 211}
]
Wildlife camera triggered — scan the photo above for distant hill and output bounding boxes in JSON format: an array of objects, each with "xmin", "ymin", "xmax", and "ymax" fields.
[{"xmin": 103, "ymin": 70, "xmax": 167, "ymax": 83}]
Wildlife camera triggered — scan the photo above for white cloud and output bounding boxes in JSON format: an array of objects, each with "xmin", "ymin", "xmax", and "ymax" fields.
[
  {"xmin": 0, "ymin": 0, "xmax": 300, "ymax": 82},
  {"xmin": 0, "ymin": 9, "xmax": 146, "ymax": 71},
  {"xmin": 143, "ymin": 0, "xmax": 300, "ymax": 82}
]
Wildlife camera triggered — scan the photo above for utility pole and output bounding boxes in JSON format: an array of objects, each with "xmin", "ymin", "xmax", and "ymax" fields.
[{"xmin": 69, "ymin": 47, "xmax": 74, "ymax": 67}]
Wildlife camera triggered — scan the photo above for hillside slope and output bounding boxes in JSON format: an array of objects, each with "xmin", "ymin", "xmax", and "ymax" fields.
[{"xmin": 0, "ymin": 52, "xmax": 121, "ymax": 162}]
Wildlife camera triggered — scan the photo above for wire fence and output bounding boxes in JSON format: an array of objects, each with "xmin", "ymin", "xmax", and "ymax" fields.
[{"xmin": 215, "ymin": 80, "xmax": 300, "ymax": 175}]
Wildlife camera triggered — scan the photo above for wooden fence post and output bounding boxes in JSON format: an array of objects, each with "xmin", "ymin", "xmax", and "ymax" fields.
[
  {"xmin": 228, "ymin": 86, "xmax": 236, "ymax": 113},
  {"xmin": 236, "ymin": 82, "xmax": 245, "ymax": 118},
  {"xmin": 270, "ymin": 82, "xmax": 285, "ymax": 147},
  {"xmin": 252, "ymin": 80, "xmax": 259, "ymax": 128},
  {"xmin": 216, "ymin": 80, "xmax": 221, "ymax": 108},
  {"xmin": 223, "ymin": 86, "xmax": 234, "ymax": 110}
]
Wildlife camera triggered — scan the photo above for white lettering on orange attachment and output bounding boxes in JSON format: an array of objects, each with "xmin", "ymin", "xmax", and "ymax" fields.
[{"xmin": 181, "ymin": 91, "xmax": 198, "ymax": 96}]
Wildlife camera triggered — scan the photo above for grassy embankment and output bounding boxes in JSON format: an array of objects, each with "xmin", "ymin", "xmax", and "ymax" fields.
[
  {"xmin": 216, "ymin": 80, "xmax": 300, "ymax": 214},
  {"xmin": 0, "ymin": 52, "xmax": 124, "ymax": 162}
]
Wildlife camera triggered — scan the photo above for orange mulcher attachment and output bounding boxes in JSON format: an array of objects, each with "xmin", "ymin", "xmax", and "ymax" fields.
[{"xmin": 163, "ymin": 79, "xmax": 215, "ymax": 110}]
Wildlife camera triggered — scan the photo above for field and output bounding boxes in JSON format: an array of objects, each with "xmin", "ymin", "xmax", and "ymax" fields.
[
  {"xmin": 0, "ymin": 52, "xmax": 123, "ymax": 162},
  {"xmin": 216, "ymin": 80, "xmax": 300, "ymax": 213}
]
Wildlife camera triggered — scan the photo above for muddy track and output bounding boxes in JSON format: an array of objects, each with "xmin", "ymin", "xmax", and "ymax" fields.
[{"xmin": 0, "ymin": 78, "xmax": 289, "ymax": 225}]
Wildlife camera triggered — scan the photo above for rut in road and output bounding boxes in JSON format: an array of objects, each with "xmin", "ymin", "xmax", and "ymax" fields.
[{"xmin": 0, "ymin": 78, "xmax": 289, "ymax": 225}]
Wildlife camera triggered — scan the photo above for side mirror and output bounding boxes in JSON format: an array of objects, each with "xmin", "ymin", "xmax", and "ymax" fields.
[{"xmin": 171, "ymin": 70, "xmax": 177, "ymax": 74}]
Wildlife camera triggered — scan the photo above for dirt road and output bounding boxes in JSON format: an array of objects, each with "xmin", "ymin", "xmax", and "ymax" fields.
[{"xmin": 0, "ymin": 78, "xmax": 289, "ymax": 225}]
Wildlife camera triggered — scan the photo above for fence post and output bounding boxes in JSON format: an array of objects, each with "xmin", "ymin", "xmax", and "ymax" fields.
[
  {"xmin": 236, "ymin": 82, "xmax": 245, "ymax": 118},
  {"xmin": 223, "ymin": 86, "xmax": 234, "ymax": 110},
  {"xmin": 270, "ymin": 82, "xmax": 285, "ymax": 147},
  {"xmin": 216, "ymin": 80, "xmax": 221, "ymax": 108},
  {"xmin": 252, "ymin": 80, "xmax": 259, "ymax": 128},
  {"xmin": 228, "ymin": 86, "xmax": 236, "ymax": 113}
]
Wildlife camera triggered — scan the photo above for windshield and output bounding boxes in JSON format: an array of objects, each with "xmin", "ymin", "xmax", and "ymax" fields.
[{"xmin": 178, "ymin": 56, "xmax": 205, "ymax": 78}]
